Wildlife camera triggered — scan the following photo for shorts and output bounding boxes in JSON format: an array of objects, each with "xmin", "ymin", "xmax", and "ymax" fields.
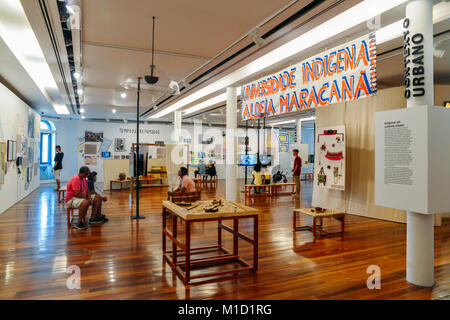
[
  {"xmin": 54, "ymin": 169, "xmax": 61, "ymax": 180},
  {"xmin": 67, "ymin": 197, "xmax": 87, "ymax": 209}
]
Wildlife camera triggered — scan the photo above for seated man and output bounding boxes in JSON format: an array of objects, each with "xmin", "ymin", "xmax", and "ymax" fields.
[
  {"xmin": 66, "ymin": 166, "xmax": 91, "ymax": 230},
  {"xmin": 87, "ymin": 171, "xmax": 109, "ymax": 224},
  {"xmin": 195, "ymin": 160, "xmax": 207, "ymax": 180},
  {"xmin": 169, "ymin": 166, "xmax": 196, "ymax": 196}
]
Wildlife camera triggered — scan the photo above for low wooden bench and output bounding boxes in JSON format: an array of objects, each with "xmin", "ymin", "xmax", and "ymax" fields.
[
  {"xmin": 244, "ymin": 184, "xmax": 271, "ymax": 198},
  {"xmin": 293, "ymin": 208, "xmax": 345, "ymax": 239},
  {"xmin": 269, "ymin": 183, "xmax": 295, "ymax": 196},
  {"xmin": 58, "ymin": 186, "xmax": 66, "ymax": 204},
  {"xmin": 300, "ymin": 172, "xmax": 313, "ymax": 181},
  {"xmin": 198, "ymin": 174, "xmax": 218, "ymax": 182}
]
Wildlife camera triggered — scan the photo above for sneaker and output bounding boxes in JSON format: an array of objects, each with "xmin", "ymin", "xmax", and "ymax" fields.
[
  {"xmin": 100, "ymin": 215, "xmax": 109, "ymax": 223},
  {"xmin": 89, "ymin": 217, "xmax": 103, "ymax": 224},
  {"xmin": 74, "ymin": 222, "xmax": 87, "ymax": 230}
]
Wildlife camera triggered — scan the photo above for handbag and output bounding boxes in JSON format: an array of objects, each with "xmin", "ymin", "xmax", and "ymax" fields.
[{"xmin": 318, "ymin": 167, "xmax": 327, "ymax": 186}]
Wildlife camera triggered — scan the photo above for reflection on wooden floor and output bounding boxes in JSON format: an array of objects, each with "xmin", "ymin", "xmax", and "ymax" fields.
[{"xmin": 0, "ymin": 179, "xmax": 449, "ymax": 300}]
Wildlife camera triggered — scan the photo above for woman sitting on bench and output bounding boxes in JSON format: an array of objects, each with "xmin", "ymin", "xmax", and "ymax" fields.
[
  {"xmin": 206, "ymin": 161, "xmax": 216, "ymax": 179},
  {"xmin": 252, "ymin": 163, "xmax": 263, "ymax": 194}
]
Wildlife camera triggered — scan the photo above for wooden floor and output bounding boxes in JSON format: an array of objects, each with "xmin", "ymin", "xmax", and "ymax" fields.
[{"xmin": 0, "ymin": 179, "xmax": 449, "ymax": 300}]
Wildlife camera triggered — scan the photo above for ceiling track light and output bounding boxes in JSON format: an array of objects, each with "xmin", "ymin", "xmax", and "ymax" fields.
[
  {"xmin": 169, "ymin": 80, "xmax": 180, "ymax": 95},
  {"xmin": 434, "ymin": 40, "xmax": 446, "ymax": 58},
  {"xmin": 248, "ymin": 27, "xmax": 264, "ymax": 48}
]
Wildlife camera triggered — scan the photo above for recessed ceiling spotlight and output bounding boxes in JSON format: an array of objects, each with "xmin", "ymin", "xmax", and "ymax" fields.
[
  {"xmin": 123, "ymin": 119, "xmax": 128, "ymax": 123},
  {"xmin": 120, "ymin": 92, "xmax": 127, "ymax": 99},
  {"xmin": 112, "ymin": 109, "xmax": 117, "ymax": 114},
  {"xmin": 77, "ymin": 88, "xmax": 83, "ymax": 95},
  {"xmin": 81, "ymin": 115, "xmax": 85, "ymax": 119},
  {"xmin": 80, "ymin": 108, "xmax": 85, "ymax": 113},
  {"xmin": 73, "ymin": 71, "xmax": 81, "ymax": 79}
]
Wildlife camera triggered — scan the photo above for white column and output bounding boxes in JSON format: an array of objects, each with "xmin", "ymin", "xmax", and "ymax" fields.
[
  {"xmin": 296, "ymin": 118, "xmax": 302, "ymax": 145},
  {"xmin": 226, "ymin": 87, "xmax": 237, "ymax": 202},
  {"xmin": 174, "ymin": 110, "xmax": 182, "ymax": 144},
  {"xmin": 405, "ymin": 0, "xmax": 434, "ymax": 287}
]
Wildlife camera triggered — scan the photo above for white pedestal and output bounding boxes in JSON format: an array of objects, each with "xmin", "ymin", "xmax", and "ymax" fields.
[{"xmin": 406, "ymin": 211, "xmax": 434, "ymax": 287}]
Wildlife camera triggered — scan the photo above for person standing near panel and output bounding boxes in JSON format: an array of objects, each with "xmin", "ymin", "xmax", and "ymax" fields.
[
  {"xmin": 52, "ymin": 145, "xmax": 64, "ymax": 191},
  {"xmin": 292, "ymin": 149, "xmax": 302, "ymax": 196}
]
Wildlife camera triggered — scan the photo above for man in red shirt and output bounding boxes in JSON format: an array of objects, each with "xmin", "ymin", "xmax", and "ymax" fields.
[
  {"xmin": 292, "ymin": 149, "xmax": 302, "ymax": 196},
  {"xmin": 169, "ymin": 166, "xmax": 196, "ymax": 195},
  {"xmin": 66, "ymin": 166, "xmax": 92, "ymax": 230}
]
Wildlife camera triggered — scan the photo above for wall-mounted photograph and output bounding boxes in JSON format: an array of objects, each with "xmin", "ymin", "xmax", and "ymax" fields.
[
  {"xmin": 7, "ymin": 140, "xmax": 16, "ymax": 161},
  {"xmin": 198, "ymin": 134, "xmax": 213, "ymax": 144},
  {"xmin": 114, "ymin": 138, "xmax": 126, "ymax": 152},
  {"xmin": 85, "ymin": 131, "xmax": 103, "ymax": 142}
]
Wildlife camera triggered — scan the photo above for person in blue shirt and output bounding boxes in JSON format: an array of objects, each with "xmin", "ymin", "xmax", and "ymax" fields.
[{"xmin": 195, "ymin": 160, "xmax": 207, "ymax": 180}]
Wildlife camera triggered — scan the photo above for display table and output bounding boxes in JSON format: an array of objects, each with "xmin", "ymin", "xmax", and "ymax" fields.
[
  {"xmin": 293, "ymin": 208, "xmax": 345, "ymax": 239},
  {"xmin": 110, "ymin": 179, "xmax": 130, "ymax": 191},
  {"xmin": 162, "ymin": 199, "xmax": 259, "ymax": 284},
  {"xmin": 129, "ymin": 177, "xmax": 169, "ymax": 191}
]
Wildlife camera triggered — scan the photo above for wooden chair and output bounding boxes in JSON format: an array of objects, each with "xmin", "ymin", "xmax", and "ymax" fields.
[
  {"xmin": 167, "ymin": 188, "xmax": 202, "ymax": 204},
  {"xmin": 67, "ymin": 207, "xmax": 79, "ymax": 226},
  {"xmin": 57, "ymin": 186, "xmax": 66, "ymax": 204}
]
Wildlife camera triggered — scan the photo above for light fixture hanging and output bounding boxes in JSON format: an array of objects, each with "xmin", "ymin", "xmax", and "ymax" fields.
[{"xmin": 144, "ymin": 16, "xmax": 159, "ymax": 84}]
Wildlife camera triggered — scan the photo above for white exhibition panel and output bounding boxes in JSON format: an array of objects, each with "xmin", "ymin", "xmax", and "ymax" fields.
[
  {"xmin": 314, "ymin": 125, "xmax": 346, "ymax": 190},
  {"xmin": 375, "ymin": 105, "xmax": 450, "ymax": 214}
]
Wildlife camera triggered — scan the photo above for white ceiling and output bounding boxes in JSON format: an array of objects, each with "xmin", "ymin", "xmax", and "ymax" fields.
[{"xmin": 79, "ymin": 0, "xmax": 295, "ymax": 120}]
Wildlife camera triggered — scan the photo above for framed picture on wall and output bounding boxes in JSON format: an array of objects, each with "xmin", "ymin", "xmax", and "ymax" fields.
[
  {"xmin": 114, "ymin": 138, "xmax": 126, "ymax": 152},
  {"xmin": 0, "ymin": 142, "xmax": 6, "ymax": 185},
  {"xmin": 26, "ymin": 166, "xmax": 32, "ymax": 183},
  {"xmin": 85, "ymin": 131, "xmax": 103, "ymax": 142},
  {"xmin": 7, "ymin": 140, "xmax": 16, "ymax": 161},
  {"xmin": 84, "ymin": 143, "xmax": 98, "ymax": 155}
]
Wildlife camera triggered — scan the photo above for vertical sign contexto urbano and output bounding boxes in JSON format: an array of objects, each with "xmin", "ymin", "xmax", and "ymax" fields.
[{"xmin": 403, "ymin": 0, "xmax": 434, "ymax": 108}]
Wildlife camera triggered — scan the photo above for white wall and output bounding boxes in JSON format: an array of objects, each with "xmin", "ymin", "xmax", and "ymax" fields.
[
  {"xmin": 0, "ymin": 83, "xmax": 40, "ymax": 214},
  {"xmin": 51, "ymin": 118, "xmax": 82, "ymax": 183},
  {"xmin": 51, "ymin": 119, "xmax": 300, "ymax": 183}
]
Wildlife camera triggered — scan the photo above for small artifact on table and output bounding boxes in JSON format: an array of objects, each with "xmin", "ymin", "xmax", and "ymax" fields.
[
  {"xmin": 119, "ymin": 173, "xmax": 126, "ymax": 181},
  {"xmin": 186, "ymin": 202, "xmax": 201, "ymax": 210},
  {"xmin": 205, "ymin": 205, "xmax": 219, "ymax": 212}
]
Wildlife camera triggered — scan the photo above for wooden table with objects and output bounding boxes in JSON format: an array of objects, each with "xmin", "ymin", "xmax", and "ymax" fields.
[
  {"xmin": 293, "ymin": 208, "xmax": 345, "ymax": 239},
  {"xmin": 162, "ymin": 198, "xmax": 259, "ymax": 284},
  {"xmin": 109, "ymin": 179, "xmax": 130, "ymax": 191}
]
